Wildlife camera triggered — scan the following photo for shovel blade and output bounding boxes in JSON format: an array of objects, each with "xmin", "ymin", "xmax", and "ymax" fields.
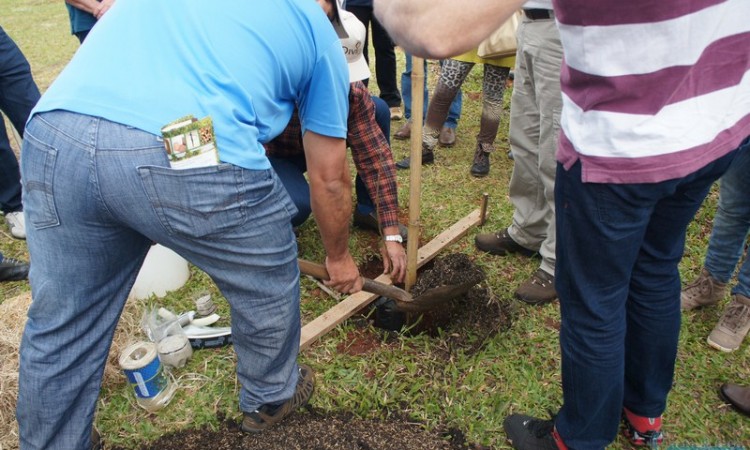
[{"xmin": 394, "ymin": 281, "xmax": 477, "ymax": 313}]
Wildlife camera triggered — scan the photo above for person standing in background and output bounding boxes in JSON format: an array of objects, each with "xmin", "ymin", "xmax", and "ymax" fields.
[
  {"xmin": 0, "ymin": 25, "xmax": 40, "ymax": 239},
  {"xmin": 395, "ymin": 50, "xmax": 513, "ymax": 178},
  {"xmin": 681, "ymin": 142, "xmax": 750, "ymax": 353},
  {"xmin": 475, "ymin": 2, "xmax": 563, "ymax": 306},
  {"xmin": 374, "ymin": 0, "xmax": 750, "ymax": 448},
  {"xmin": 344, "ymin": 0, "xmax": 403, "ymax": 120},
  {"xmin": 394, "ymin": 55, "xmax": 462, "ymax": 148},
  {"xmin": 64, "ymin": 0, "xmax": 115, "ymax": 43}
]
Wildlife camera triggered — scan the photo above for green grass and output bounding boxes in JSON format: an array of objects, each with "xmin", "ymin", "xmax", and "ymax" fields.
[{"xmin": 2, "ymin": 2, "xmax": 749, "ymax": 448}]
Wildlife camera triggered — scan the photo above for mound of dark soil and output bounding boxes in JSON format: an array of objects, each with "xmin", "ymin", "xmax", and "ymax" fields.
[{"xmin": 370, "ymin": 253, "xmax": 515, "ymax": 354}]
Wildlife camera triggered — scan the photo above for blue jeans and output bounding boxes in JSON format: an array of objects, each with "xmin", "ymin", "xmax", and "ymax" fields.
[
  {"xmin": 704, "ymin": 141, "xmax": 750, "ymax": 298},
  {"xmin": 554, "ymin": 153, "xmax": 736, "ymax": 449},
  {"xmin": 401, "ymin": 54, "xmax": 461, "ymax": 128},
  {"xmin": 17, "ymin": 111, "xmax": 301, "ymax": 450},
  {"xmin": 0, "ymin": 25, "xmax": 40, "ymax": 214},
  {"xmin": 270, "ymin": 96, "xmax": 390, "ymax": 223}
]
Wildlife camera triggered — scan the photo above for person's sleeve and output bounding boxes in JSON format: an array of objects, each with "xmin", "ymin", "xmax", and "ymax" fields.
[
  {"xmin": 347, "ymin": 83, "xmax": 400, "ymax": 229},
  {"xmin": 298, "ymin": 39, "xmax": 350, "ymax": 139}
]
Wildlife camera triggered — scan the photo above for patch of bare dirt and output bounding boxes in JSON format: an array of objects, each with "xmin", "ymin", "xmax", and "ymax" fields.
[
  {"xmin": 112, "ymin": 254, "xmax": 510, "ymax": 450},
  {"xmin": 113, "ymin": 409, "xmax": 491, "ymax": 450}
]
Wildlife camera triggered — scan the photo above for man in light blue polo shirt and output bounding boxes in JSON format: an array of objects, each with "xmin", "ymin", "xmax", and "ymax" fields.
[{"xmin": 17, "ymin": 1, "xmax": 362, "ymax": 448}]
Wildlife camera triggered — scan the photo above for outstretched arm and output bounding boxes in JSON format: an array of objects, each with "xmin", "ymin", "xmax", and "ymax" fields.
[
  {"xmin": 303, "ymin": 130, "xmax": 364, "ymax": 295},
  {"xmin": 374, "ymin": 0, "xmax": 525, "ymax": 59}
]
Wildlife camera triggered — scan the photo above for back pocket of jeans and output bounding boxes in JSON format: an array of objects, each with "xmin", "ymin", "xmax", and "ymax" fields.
[
  {"xmin": 138, "ymin": 164, "xmax": 260, "ymax": 240},
  {"xmin": 21, "ymin": 135, "xmax": 60, "ymax": 229}
]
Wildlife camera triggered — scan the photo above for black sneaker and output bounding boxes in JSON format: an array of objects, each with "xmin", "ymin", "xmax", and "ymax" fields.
[
  {"xmin": 470, "ymin": 144, "xmax": 490, "ymax": 177},
  {"xmin": 0, "ymin": 256, "xmax": 29, "ymax": 282},
  {"xmin": 241, "ymin": 364, "xmax": 315, "ymax": 433},
  {"xmin": 395, "ymin": 149, "xmax": 435, "ymax": 169},
  {"xmin": 503, "ymin": 414, "xmax": 565, "ymax": 450}
]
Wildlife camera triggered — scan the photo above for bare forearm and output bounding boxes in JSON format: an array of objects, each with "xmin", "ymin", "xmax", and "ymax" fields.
[
  {"xmin": 374, "ymin": 0, "xmax": 526, "ymax": 59},
  {"xmin": 310, "ymin": 175, "xmax": 352, "ymax": 261}
]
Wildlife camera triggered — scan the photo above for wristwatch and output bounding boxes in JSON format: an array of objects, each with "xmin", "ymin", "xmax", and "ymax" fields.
[{"xmin": 384, "ymin": 234, "xmax": 403, "ymax": 243}]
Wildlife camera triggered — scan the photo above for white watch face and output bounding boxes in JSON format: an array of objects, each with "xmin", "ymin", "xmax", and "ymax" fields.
[{"xmin": 385, "ymin": 235, "xmax": 403, "ymax": 243}]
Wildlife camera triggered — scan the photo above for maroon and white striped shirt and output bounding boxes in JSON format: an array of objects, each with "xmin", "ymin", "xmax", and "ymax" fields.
[{"xmin": 554, "ymin": 0, "xmax": 750, "ymax": 183}]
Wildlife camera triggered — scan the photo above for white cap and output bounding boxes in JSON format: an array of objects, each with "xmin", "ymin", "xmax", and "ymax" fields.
[{"xmin": 339, "ymin": 10, "xmax": 370, "ymax": 82}]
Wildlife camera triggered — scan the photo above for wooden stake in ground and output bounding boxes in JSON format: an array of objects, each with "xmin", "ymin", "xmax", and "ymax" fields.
[{"xmin": 406, "ymin": 56, "xmax": 425, "ymax": 292}]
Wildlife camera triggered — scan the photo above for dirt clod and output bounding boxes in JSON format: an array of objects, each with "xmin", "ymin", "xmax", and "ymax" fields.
[{"xmin": 410, "ymin": 253, "xmax": 485, "ymax": 297}]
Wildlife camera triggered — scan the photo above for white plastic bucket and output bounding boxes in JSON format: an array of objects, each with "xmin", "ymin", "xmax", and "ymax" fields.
[{"xmin": 131, "ymin": 245, "xmax": 190, "ymax": 299}]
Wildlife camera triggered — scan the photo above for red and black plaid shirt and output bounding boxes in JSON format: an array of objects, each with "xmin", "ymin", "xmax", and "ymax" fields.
[{"xmin": 264, "ymin": 81, "xmax": 399, "ymax": 229}]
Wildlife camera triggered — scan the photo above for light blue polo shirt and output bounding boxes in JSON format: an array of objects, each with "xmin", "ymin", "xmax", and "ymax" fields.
[{"xmin": 34, "ymin": 0, "xmax": 350, "ymax": 171}]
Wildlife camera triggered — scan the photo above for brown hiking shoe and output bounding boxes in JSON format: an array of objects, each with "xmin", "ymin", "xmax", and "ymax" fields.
[
  {"xmin": 514, "ymin": 269, "xmax": 557, "ymax": 305},
  {"xmin": 241, "ymin": 364, "xmax": 315, "ymax": 433},
  {"xmin": 707, "ymin": 294, "xmax": 750, "ymax": 352},
  {"xmin": 394, "ymin": 120, "xmax": 411, "ymax": 140},
  {"xmin": 681, "ymin": 268, "xmax": 727, "ymax": 310},
  {"xmin": 475, "ymin": 228, "xmax": 536, "ymax": 257},
  {"xmin": 438, "ymin": 126, "xmax": 456, "ymax": 147}
]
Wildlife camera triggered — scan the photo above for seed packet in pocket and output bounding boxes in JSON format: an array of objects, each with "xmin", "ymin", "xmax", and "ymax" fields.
[{"xmin": 161, "ymin": 115, "xmax": 219, "ymax": 169}]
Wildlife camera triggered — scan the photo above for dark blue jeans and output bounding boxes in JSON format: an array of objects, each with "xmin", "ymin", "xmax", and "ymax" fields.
[
  {"xmin": 0, "ymin": 26, "xmax": 40, "ymax": 214},
  {"xmin": 554, "ymin": 153, "xmax": 736, "ymax": 449},
  {"xmin": 270, "ymin": 95, "xmax": 390, "ymax": 226}
]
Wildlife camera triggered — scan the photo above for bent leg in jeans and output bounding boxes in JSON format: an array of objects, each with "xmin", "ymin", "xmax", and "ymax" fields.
[{"xmin": 18, "ymin": 111, "xmax": 301, "ymax": 449}]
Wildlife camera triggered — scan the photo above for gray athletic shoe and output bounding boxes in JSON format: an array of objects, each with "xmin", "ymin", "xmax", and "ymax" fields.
[
  {"xmin": 681, "ymin": 268, "xmax": 726, "ymax": 310},
  {"xmin": 707, "ymin": 294, "xmax": 750, "ymax": 352}
]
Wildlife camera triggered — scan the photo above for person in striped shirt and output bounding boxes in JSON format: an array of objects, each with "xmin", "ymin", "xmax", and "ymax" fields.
[{"xmin": 375, "ymin": 0, "xmax": 750, "ymax": 448}]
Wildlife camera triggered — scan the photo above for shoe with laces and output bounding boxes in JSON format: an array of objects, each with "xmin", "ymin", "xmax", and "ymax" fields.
[
  {"xmin": 621, "ymin": 408, "xmax": 663, "ymax": 448},
  {"xmin": 681, "ymin": 268, "xmax": 726, "ymax": 310},
  {"xmin": 241, "ymin": 364, "xmax": 315, "ymax": 433},
  {"xmin": 394, "ymin": 120, "xmax": 412, "ymax": 140},
  {"xmin": 470, "ymin": 144, "xmax": 491, "ymax": 177},
  {"xmin": 5, "ymin": 210, "xmax": 26, "ymax": 239},
  {"xmin": 515, "ymin": 269, "xmax": 557, "ymax": 305},
  {"xmin": 0, "ymin": 256, "xmax": 29, "ymax": 282},
  {"xmin": 475, "ymin": 228, "xmax": 537, "ymax": 257},
  {"xmin": 503, "ymin": 414, "xmax": 567, "ymax": 450},
  {"xmin": 707, "ymin": 294, "xmax": 750, "ymax": 352}
]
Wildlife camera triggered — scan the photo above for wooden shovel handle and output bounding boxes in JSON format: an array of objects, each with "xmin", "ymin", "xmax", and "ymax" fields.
[{"xmin": 297, "ymin": 259, "xmax": 412, "ymax": 303}]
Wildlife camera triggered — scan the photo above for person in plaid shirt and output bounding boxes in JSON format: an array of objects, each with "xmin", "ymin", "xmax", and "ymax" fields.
[{"xmin": 266, "ymin": 4, "xmax": 406, "ymax": 283}]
